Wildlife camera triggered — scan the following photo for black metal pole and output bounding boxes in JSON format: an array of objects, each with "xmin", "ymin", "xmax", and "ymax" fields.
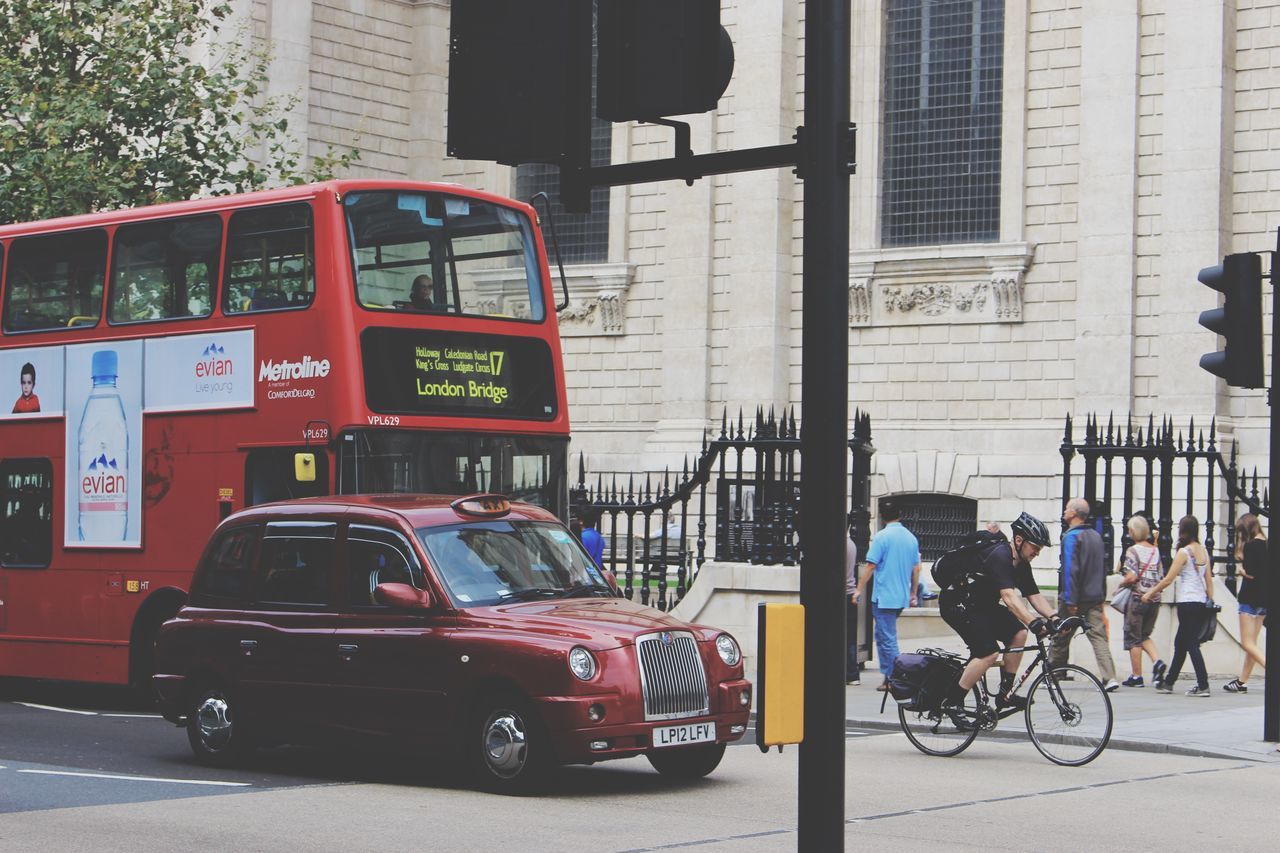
[
  {"xmin": 798, "ymin": 0, "xmax": 850, "ymax": 848},
  {"xmin": 1266, "ymin": 228, "xmax": 1279, "ymax": 742}
]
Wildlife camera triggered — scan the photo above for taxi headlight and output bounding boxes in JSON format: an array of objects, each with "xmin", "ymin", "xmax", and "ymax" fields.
[
  {"xmin": 715, "ymin": 633, "xmax": 741, "ymax": 666},
  {"xmin": 568, "ymin": 646, "xmax": 597, "ymax": 681}
]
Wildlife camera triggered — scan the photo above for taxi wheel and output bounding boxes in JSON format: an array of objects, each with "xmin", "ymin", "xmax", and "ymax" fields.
[
  {"xmin": 471, "ymin": 694, "xmax": 548, "ymax": 794},
  {"xmin": 646, "ymin": 742, "xmax": 726, "ymax": 779},
  {"xmin": 186, "ymin": 683, "xmax": 250, "ymax": 767}
]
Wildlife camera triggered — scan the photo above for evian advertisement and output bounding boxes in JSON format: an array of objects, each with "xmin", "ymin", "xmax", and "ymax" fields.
[
  {"xmin": 258, "ymin": 351, "xmax": 331, "ymax": 401},
  {"xmin": 64, "ymin": 341, "xmax": 143, "ymax": 548},
  {"xmin": 145, "ymin": 329, "xmax": 254, "ymax": 413}
]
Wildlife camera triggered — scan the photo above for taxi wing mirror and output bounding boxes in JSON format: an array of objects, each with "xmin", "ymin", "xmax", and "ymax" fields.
[
  {"xmin": 602, "ymin": 568, "xmax": 619, "ymax": 595},
  {"xmin": 374, "ymin": 582, "xmax": 433, "ymax": 610}
]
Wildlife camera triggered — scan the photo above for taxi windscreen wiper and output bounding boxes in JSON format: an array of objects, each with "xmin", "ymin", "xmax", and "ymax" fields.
[{"xmin": 550, "ymin": 583, "xmax": 606, "ymax": 599}]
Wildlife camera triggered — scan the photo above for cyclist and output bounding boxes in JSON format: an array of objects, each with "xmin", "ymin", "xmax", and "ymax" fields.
[{"xmin": 938, "ymin": 512, "xmax": 1059, "ymax": 712}]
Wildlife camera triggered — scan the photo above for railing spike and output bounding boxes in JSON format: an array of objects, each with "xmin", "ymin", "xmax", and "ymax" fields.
[
  {"xmin": 1106, "ymin": 412, "xmax": 1114, "ymax": 445},
  {"xmin": 1208, "ymin": 416, "xmax": 1217, "ymax": 450}
]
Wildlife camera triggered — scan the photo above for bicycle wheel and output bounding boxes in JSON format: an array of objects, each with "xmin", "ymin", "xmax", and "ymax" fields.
[
  {"xmin": 898, "ymin": 686, "xmax": 981, "ymax": 757},
  {"xmin": 1024, "ymin": 664, "xmax": 1113, "ymax": 766}
]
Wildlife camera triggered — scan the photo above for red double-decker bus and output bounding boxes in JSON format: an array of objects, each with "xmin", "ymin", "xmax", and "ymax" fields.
[{"xmin": 0, "ymin": 180, "xmax": 570, "ymax": 687}]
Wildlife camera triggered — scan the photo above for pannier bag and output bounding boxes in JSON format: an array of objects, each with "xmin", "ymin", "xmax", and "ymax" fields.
[
  {"xmin": 931, "ymin": 529, "xmax": 1007, "ymax": 591},
  {"xmin": 887, "ymin": 652, "xmax": 963, "ymax": 711}
]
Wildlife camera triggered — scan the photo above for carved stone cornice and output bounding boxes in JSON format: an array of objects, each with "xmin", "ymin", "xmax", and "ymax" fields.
[
  {"xmin": 848, "ymin": 242, "xmax": 1036, "ymax": 327},
  {"xmin": 553, "ymin": 262, "xmax": 635, "ymax": 337}
]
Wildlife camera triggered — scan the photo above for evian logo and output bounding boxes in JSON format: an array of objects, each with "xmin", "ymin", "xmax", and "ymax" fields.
[
  {"xmin": 196, "ymin": 341, "xmax": 233, "ymax": 378},
  {"xmin": 259, "ymin": 355, "xmax": 332, "ymax": 382},
  {"xmin": 83, "ymin": 453, "xmax": 125, "ymax": 495}
]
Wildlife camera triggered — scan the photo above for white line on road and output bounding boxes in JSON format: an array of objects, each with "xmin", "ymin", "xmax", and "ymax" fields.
[
  {"xmin": 17, "ymin": 769, "xmax": 251, "ymax": 787},
  {"xmin": 15, "ymin": 703, "xmax": 97, "ymax": 715}
]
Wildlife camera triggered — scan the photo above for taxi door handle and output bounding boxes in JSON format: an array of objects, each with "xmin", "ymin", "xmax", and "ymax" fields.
[
  {"xmin": 338, "ymin": 643, "xmax": 360, "ymax": 655},
  {"xmin": 239, "ymin": 640, "xmax": 258, "ymax": 657}
]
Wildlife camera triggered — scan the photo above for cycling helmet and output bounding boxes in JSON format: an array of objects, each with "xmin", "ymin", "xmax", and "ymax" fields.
[{"xmin": 1010, "ymin": 512, "xmax": 1052, "ymax": 548}]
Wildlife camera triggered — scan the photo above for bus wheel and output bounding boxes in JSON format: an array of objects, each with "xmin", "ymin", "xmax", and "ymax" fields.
[
  {"xmin": 646, "ymin": 742, "xmax": 726, "ymax": 779},
  {"xmin": 469, "ymin": 693, "xmax": 549, "ymax": 794},
  {"xmin": 186, "ymin": 683, "xmax": 251, "ymax": 767}
]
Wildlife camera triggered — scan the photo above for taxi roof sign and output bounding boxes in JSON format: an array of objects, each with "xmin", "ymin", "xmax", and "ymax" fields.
[{"xmin": 451, "ymin": 493, "xmax": 512, "ymax": 518}]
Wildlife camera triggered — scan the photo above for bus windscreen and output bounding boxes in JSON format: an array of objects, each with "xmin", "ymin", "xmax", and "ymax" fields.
[{"xmin": 361, "ymin": 328, "xmax": 557, "ymax": 420}]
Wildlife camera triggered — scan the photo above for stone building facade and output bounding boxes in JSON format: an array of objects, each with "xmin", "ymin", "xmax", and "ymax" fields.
[{"xmin": 238, "ymin": 0, "xmax": 1280, "ymax": 540}]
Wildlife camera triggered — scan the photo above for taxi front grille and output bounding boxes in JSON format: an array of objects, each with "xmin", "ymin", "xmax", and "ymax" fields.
[{"xmin": 636, "ymin": 631, "xmax": 710, "ymax": 721}]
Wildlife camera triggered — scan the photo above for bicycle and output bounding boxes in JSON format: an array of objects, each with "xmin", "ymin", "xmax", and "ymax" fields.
[{"xmin": 891, "ymin": 616, "xmax": 1114, "ymax": 766}]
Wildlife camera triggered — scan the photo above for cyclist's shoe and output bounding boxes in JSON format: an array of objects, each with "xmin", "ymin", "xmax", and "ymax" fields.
[
  {"xmin": 995, "ymin": 692, "xmax": 1027, "ymax": 712},
  {"xmin": 1186, "ymin": 684, "xmax": 1211, "ymax": 697},
  {"xmin": 940, "ymin": 698, "xmax": 978, "ymax": 731},
  {"xmin": 1223, "ymin": 678, "xmax": 1248, "ymax": 693},
  {"xmin": 1122, "ymin": 675, "xmax": 1144, "ymax": 687}
]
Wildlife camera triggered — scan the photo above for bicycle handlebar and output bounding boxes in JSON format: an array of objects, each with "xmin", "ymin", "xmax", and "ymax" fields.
[{"xmin": 1054, "ymin": 615, "xmax": 1085, "ymax": 635}]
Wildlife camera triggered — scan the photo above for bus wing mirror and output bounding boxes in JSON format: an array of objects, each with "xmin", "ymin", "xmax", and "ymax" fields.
[
  {"xmin": 374, "ymin": 582, "xmax": 433, "ymax": 610},
  {"xmin": 294, "ymin": 452, "xmax": 316, "ymax": 482}
]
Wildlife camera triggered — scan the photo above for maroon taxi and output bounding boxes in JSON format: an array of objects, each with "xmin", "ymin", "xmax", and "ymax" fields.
[{"xmin": 152, "ymin": 494, "xmax": 752, "ymax": 792}]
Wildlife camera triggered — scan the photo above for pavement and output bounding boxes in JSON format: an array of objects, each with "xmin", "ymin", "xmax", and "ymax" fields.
[{"xmin": 846, "ymin": 660, "xmax": 1279, "ymax": 763}]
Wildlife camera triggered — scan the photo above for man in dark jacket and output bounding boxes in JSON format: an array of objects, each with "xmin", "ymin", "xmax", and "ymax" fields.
[{"xmin": 1049, "ymin": 498, "xmax": 1118, "ymax": 690}]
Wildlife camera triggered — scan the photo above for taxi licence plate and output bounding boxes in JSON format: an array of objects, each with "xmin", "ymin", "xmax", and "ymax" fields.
[{"xmin": 653, "ymin": 721, "xmax": 716, "ymax": 748}]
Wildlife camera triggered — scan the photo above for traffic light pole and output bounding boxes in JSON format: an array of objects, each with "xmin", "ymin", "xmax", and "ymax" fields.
[
  {"xmin": 797, "ymin": 1, "xmax": 851, "ymax": 849},
  {"xmin": 1267, "ymin": 229, "xmax": 1279, "ymax": 742}
]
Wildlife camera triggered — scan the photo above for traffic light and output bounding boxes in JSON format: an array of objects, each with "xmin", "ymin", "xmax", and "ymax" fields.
[
  {"xmin": 596, "ymin": 0, "xmax": 735, "ymax": 121},
  {"xmin": 1198, "ymin": 252, "xmax": 1265, "ymax": 388},
  {"xmin": 447, "ymin": 0, "xmax": 591, "ymax": 165}
]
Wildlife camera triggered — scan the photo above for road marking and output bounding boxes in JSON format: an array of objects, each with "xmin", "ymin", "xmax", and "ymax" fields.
[
  {"xmin": 15, "ymin": 703, "xmax": 96, "ymax": 715},
  {"xmin": 846, "ymin": 763, "xmax": 1257, "ymax": 823},
  {"xmin": 17, "ymin": 769, "xmax": 251, "ymax": 787}
]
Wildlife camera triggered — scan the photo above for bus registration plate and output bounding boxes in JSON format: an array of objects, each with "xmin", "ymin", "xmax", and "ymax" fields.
[{"xmin": 653, "ymin": 721, "xmax": 715, "ymax": 748}]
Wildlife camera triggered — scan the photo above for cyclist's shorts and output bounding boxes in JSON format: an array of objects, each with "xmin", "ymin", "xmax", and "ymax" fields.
[{"xmin": 939, "ymin": 592, "xmax": 1025, "ymax": 658}]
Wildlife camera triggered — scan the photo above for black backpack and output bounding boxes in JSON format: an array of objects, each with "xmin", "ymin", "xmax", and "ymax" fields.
[{"xmin": 931, "ymin": 529, "xmax": 1007, "ymax": 591}]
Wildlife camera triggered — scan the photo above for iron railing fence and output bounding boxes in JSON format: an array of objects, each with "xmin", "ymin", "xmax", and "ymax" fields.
[
  {"xmin": 571, "ymin": 407, "xmax": 876, "ymax": 613},
  {"xmin": 1061, "ymin": 413, "xmax": 1269, "ymax": 589}
]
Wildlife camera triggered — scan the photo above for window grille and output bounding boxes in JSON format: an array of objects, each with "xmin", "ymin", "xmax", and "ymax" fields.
[
  {"xmin": 881, "ymin": 0, "xmax": 1004, "ymax": 247},
  {"xmin": 881, "ymin": 494, "xmax": 978, "ymax": 563}
]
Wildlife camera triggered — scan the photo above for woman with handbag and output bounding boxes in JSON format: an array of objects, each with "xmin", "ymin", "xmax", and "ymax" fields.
[
  {"xmin": 1116, "ymin": 514, "xmax": 1165, "ymax": 687},
  {"xmin": 1144, "ymin": 515, "xmax": 1214, "ymax": 697},
  {"xmin": 1224, "ymin": 513, "xmax": 1267, "ymax": 693}
]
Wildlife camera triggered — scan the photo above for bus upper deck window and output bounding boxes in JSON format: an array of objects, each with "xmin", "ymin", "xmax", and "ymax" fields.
[
  {"xmin": 345, "ymin": 190, "xmax": 544, "ymax": 322},
  {"xmin": 223, "ymin": 203, "xmax": 315, "ymax": 315},
  {"xmin": 2, "ymin": 230, "xmax": 107, "ymax": 333},
  {"xmin": 109, "ymin": 215, "xmax": 221, "ymax": 324}
]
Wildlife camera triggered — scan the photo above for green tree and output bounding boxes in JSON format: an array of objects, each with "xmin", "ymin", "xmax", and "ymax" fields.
[{"xmin": 0, "ymin": 0, "xmax": 357, "ymax": 224}]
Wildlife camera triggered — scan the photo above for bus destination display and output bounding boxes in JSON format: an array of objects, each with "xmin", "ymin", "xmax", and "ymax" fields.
[{"xmin": 362, "ymin": 328, "xmax": 556, "ymax": 420}]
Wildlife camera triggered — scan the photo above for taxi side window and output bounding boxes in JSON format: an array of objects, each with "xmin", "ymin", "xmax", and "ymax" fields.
[
  {"xmin": 257, "ymin": 521, "xmax": 336, "ymax": 606},
  {"xmin": 196, "ymin": 525, "xmax": 259, "ymax": 601},
  {"xmin": 347, "ymin": 524, "xmax": 421, "ymax": 606}
]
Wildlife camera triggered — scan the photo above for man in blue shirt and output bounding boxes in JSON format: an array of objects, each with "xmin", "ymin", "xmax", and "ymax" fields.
[
  {"xmin": 853, "ymin": 499, "xmax": 921, "ymax": 689},
  {"xmin": 580, "ymin": 509, "xmax": 605, "ymax": 568}
]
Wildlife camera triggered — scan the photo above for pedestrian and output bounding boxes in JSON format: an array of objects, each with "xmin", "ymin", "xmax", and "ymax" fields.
[
  {"xmin": 1144, "ymin": 515, "xmax": 1214, "ymax": 696},
  {"xmin": 852, "ymin": 499, "xmax": 920, "ymax": 691},
  {"xmin": 1116, "ymin": 513, "xmax": 1165, "ymax": 687},
  {"xmin": 1050, "ymin": 497, "xmax": 1119, "ymax": 691},
  {"xmin": 1224, "ymin": 513, "xmax": 1266, "ymax": 693},
  {"xmin": 846, "ymin": 520, "xmax": 861, "ymax": 685},
  {"xmin": 579, "ymin": 508, "xmax": 605, "ymax": 569}
]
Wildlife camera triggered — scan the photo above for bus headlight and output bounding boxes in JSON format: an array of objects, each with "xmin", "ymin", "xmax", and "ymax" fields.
[
  {"xmin": 715, "ymin": 634, "xmax": 741, "ymax": 666},
  {"xmin": 568, "ymin": 646, "xmax": 597, "ymax": 681}
]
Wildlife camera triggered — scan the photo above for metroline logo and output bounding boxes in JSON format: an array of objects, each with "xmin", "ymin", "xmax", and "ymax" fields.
[{"xmin": 258, "ymin": 355, "xmax": 332, "ymax": 382}]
